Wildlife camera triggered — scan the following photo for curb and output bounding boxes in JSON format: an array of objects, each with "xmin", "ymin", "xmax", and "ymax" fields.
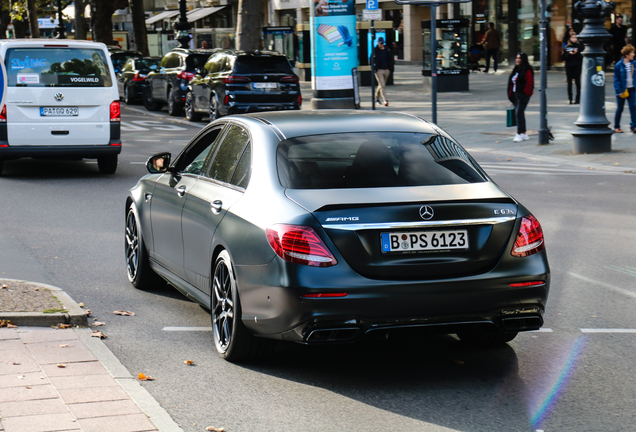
[{"xmin": 0, "ymin": 279, "xmax": 88, "ymax": 327}]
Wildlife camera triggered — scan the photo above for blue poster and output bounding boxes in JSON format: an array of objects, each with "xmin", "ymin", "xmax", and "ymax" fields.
[{"xmin": 311, "ymin": 0, "xmax": 358, "ymax": 91}]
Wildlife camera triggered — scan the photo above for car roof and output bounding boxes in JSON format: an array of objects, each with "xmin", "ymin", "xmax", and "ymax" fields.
[
  {"xmin": 0, "ymin": 39, "xmax": 108, "ymax": 49},
  {"xmin": 244, "ymin": 110, "xmax": 438, "ymax": 139}
]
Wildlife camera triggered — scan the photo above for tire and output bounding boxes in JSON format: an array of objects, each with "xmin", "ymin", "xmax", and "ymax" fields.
[
  {"xmin": 126, "ymin": 203, "xmax": 163, "ymax": 290},
  {"xmin": 167, "ymin": 87, "xmax": 182, "ymax": 116},
  {"xmin": 185, "ymin": 91, "xmax": 202, "ymax": 121},
  {"xmin": 211, "ymin": 250, "xmax": 273, "ymax": 361},
  {"xmin": 0, "ymin": 159, "xmax": 3, "ymax": 176},
  {"xmin": 209, "ymin": 92, "xmax": 221, "ymax": 121},
  {"xmin": 124, "ymin": 85, "xmax": 135, "ymax": 105},
  {"xmin": 456, "ymin": 330, "xmax": 518, "ymax": 347},
  {"xmin": 143, "ymin": 87, "xmax": 162, "ymax": 111},
  {"xmin": 97, "ymin": 155, "xmax": 118, "ymax": 174}
]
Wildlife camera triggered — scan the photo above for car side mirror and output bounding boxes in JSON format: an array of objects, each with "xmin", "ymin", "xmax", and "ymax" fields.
[{"xmin": 146, "ymin": 152, "xmax": 171, "ymax": 174}]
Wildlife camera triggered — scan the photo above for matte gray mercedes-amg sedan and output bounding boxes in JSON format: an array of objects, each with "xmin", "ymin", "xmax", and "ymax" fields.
[{"xmin": 125, "ymin": 110, "xmax": 550, "ymax": 361}]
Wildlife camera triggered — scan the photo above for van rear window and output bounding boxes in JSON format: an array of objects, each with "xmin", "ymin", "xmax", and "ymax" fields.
[{"xmin": 5, "ymin": 48, "xmax": 112, "ymax": 87}]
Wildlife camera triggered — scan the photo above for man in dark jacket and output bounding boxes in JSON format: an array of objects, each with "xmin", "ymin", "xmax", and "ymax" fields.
[
  {"xmin": 610, "ymin": 14, "xmax": 628, "ymax": 65},
  {"xmin": 371, "ymin": 37, "xmax": 394, "ymax": 106},
  {"xmin": 479, "ymin": 22, "xmax": 501, "ymax": 73}
]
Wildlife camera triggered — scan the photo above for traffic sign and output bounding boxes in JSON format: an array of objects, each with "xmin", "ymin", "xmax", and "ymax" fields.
[
  {"xmin": 363, "ymin": 9, "xmax": 382, "ymax": 20},
  {"xmin": 366, "ymin": 0, "xmax": 378, "ymax": 10}
]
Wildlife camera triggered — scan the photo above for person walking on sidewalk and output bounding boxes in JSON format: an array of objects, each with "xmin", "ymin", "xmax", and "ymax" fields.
[
  {"xmin": 507, "ymin": 52, "xmax": 534, "ymax": 142},
  {"xmin": 479, "ymin": 23, "xmax": 501, "ymax": 73},
  {"xmin": 371, "ymin": 37, "xmax": 394, "ymax": 106},
  {"xmin": 562, "ymin": 33, "xmax": 583, "ymax": 104},
  {"xmin": 613, "ymin": 44, "xmax": 636, "ymax": 133}
]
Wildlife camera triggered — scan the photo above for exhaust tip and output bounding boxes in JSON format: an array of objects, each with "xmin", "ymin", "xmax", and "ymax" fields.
[{"xmin": 501, "ymin": 315, "xmax": 543, "ymax": 331}]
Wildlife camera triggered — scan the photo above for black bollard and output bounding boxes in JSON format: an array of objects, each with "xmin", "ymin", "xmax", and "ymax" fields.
[{"xmin": 571, "ymin": 0, "xmax": 616, "ymax": 153}]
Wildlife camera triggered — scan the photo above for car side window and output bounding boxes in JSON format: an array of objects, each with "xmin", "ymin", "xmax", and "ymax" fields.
[
  {"xmin": 176, "ymin": 126, "xmax": 224, "ymax": 175},
  {"xmin": 230, "ymin": 144, "xmax": 251, "ymax": 189},
  {"xmin": 208, "ymin": 125, "xmax": 250, "ymax": 184},
  {"xmin": 159, "ymin": 54, "xmax": 170, "ymax": 68},
  {"xmin": 208, "ymin": 53, "xmax": 224, "ymax": 74}
]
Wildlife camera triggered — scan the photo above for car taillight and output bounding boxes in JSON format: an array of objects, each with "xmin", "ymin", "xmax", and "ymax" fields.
[
  {"xmin": 509, "ymin": 281, "xmax": 545, "ymax": 287},
  {"xmin": 110, "ymin": 101, "xmax": 120, "ymax": 122},
  {"xmin": 266, "ymin": 224, "xmax": 337, "ymax": 267},
  {"xmin": 0, "ymin": 105, "xmax": 6, "ymax": 123},
  {"xmin": 132, "ymin": 73, "xmax": 146, "ymax": 82},
  {"xmin": 223, "ymin": 95, "xmax": 229, "ymax": 105},
  {"xmin": 280, "ymin": 75, "xmax": 299, "ymax": 83},
  {"xmin": 176, "ymin": 71, "xmax": 195, "ymax": 81},
  {"xmin": 298, "ymin": 94, "xmax": 302, "ymax": 105},
  {"xmin": 511, "ymin": 215, "xmax": 545, "ymax": 257},
  {"xmin": 223, "ymin": 75, "xmax": 251, "ymax": 84}
]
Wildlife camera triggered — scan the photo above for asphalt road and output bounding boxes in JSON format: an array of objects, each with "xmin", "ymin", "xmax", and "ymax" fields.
[{"xmin": 1, "ymin": 106, "xmax": 636, "ymax": 431}]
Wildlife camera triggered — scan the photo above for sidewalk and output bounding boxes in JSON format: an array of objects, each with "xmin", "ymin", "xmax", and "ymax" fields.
[
  {"xmin": 0, "ymin": 280, "xmax": 181, "ymax": 432},
  {"xmin": 302, "ymin": 65, "xmax": 636, "ymax": 173}
]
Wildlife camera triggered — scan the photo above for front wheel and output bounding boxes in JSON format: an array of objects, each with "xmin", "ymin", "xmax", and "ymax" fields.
[
  {"xmin": 209, "ymin": 92, "xmax": 221, "ymax": 121},
  {"xmin": 456, "ymin": 330, "xmax": 518, "ymax": 347},
  {"xmin": 143, "ymin": 87, "xmax": 163, "ymax": 111},
  {"xmin": 124, "ymin": 85, "xmax": 135, "ymax": 105},
  {"xmin": 185, "ymin": 91, "xmax": 202, "ymax": 121},
  {"xmin": 126, "ymin": 203, "xmax": 163, "ymax": 290},
  {"xmin": 211, "ymin": 250, "xmax": 273, "ymax": 361},
  {"xmin": 167, "ymin": 88, "xmax": 182, "ymax": 116},
  {"xmin": 97, "ymin": 155, "xmax": 117, "ymax": 174}
]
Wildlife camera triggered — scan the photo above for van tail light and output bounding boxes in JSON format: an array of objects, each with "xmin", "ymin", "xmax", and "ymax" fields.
[
  {"xmin": 176, "ymin": 71, "xmax": 195, "ymax": 81},
  {"xmin": 511, "ymin": 215, "xmax": 545, "ymax": 257},
  {"xmin": 266, "ymin": 224, "xmax": 337, "ymax": 267},
  {"xmin": 0, "ymin": 105, "xmax": 6, "ymax": 123},
  {"xmin": 132, "ymin": 73, "xmax": 146, "ymax": 82},
  {"xmin": 223, "ymin": 75, "xmax": 251, "ymax": 84},
  {"xmin": 280, "ymin": 75, "xmax": 299, "ymax": 83},
  {"xmin": 110, "ymin": 101, "xmax": 120, "ymax": 122}
]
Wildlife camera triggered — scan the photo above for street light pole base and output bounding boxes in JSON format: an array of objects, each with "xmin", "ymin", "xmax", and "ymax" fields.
[{"xmin": 572, "ymin": 128, "xmax": 613, "ymax": 153}]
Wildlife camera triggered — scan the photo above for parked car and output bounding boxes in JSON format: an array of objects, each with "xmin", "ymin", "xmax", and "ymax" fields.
[
  {"xmin": 125, "ymin": 111, "xmax": 550, "ymax": 361},
  {"xmin": 184, "ymin": 50, "xmax": 301, "ymax": 122},
  {"xmin": 108, "ymin": 48, "xmax": 142, "ymax": 75},
  {"xmin": 117, "ymin": 57, "xmax": 161, "ymax": 104},
  {"xmin": 143, "ymin": 48, "xmax": 220, "ymax": 116},
  {"xmin": 0, "ymin": 39, "xmax": 121, "ymax": 175}
]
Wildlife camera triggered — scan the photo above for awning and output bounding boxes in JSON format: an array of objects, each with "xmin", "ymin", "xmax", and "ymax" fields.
[
  {"xmin": 184, "ymin": 6, "xmax": 225, "ymax": 22},
  {"xmin": 146, "ymin": 10, "xmax": 180, "ymax": 25}
]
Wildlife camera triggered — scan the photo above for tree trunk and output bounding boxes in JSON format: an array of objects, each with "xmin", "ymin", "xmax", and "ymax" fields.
[
  {"xmin": 26, "ymin": 0, "xmax": 38, "ymax": 38},
  {"xmin": 236, "ymin": 0, "xmax": 262, "ymax": 51},
  {"xmin": 129, "ymin": 0, "xmax": 148, "ymax": 56},
  {"xmin": 75, "ymin": 0, "xmax": 86, "ymax": 40},
  {"xmin": 0, "ymin": 1, "xmax": 10, "ymax": 39},
  {"xmin": 90, "ymin": 0, "xmax": 128, "ymax": 45}
]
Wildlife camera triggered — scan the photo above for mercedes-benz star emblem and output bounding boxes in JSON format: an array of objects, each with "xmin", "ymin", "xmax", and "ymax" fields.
[
  {"xmin": 54, "ymin": 93, "xmax": 64, "ymax": 101},
  {"xmin": 419, "ymin": 205, "xmax": 434, "ymax": 220}
]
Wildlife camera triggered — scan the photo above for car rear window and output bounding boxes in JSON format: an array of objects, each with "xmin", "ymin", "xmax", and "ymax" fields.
[
  {"xmin": 234, "ymin": 56, "xmax": 293, "ymax": 74},
  {"xmin": 6, "ymin": 48, "xmax": 112, "ymax": 87},
  {"xmin": 277, "ymin": 132, "xmax": 487, "ymax": 189},
  {"xmin": 137, "ymin": 58, "xmax": 160, "ymax": 72},
  {"xmin": 186, "ymin": 54, "xmax": 212, "ymax": 71}
]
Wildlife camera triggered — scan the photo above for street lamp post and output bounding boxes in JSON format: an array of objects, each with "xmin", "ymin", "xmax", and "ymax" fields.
[
  {"xmin": 174, "ymin": 0, "xmax": 191, "ymax": 49},
  {"xmin": 54, "ymin": 0, "xmax": 66, "ymax": 39},
  {"xmin": 571, "ymin": 0, "xmax": 615, "ymax": 153}
]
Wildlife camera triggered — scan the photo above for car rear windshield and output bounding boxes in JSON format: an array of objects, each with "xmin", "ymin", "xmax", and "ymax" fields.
[
  {"xmin": 137, "ymin": 58, "xmax": 160, "ymax": 72},
  {"xmin": 277, "ymin": 132, "xmax": 487, "ymax": 189},
  {"xmin": 186, "ymin": 54, "xmax": 212, "ymax": 71},
  {"xmin": 233, "ymin": 56, "xmax": 293, "ymax": 74},
  {"xmin": 6, "ymin": 48, "xmax": 112, "ymax": 87}
]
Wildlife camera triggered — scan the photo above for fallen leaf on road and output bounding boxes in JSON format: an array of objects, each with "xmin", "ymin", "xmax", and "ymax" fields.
[
  {"xmin": 138, "ymin": 373, "xmax": 155, "ymax": 381},
  {"xmin": 34, "ymin": 288, "xmax": 39, "ymax": 291},
  {"xmin": 206, "ymin": 426, "xmax": 225, "ymax": 431},
  {"xmin": 25, "ymin": 386, "xmax": 31, "ymax": 389},
  {"xmin": 92, "ymin": 321, "xmax": 106, "ymax": 327},
  {"xmin": 0, "ymin": 319, "xmax": 16, "ymax": 328},
  {"xmin": 57, "ymin": 364, "xmax": 66, "ymax": 368},
  {"xmin": 17, "ymin": 375, "xmax": 25, "ymax": 379},
  {"xmin": 113, "ymin": 310, "xmax": 136, "ymax": 316},
  {"xmin": 84, "ymin": 309, "xmax": 92, "ymax": 317},
  {"xmin": 7, "ymin": 323, "xmax": 17, "ymax": 329},
  {"xmin": 495, "ymin": 140, "xmax": 502, "ymax": 143},
  {"xmin": 1, "ymin": 284, "xmax": 7, "ymax": 289},
  {"xmin": 184, "ymin": 360, "xmax": 195, "ymax": 366},
  {"xmin": 52, "ymin": 323, "xmax": 71, "ymax": 329},
  {"xmin": 91, "ymin": 331, "xmax": 107, "ymax": 339},
  {"xmin": 59, "ymin": 344, "xmax": 68, "ymax": 348},
  {"xmin": 12, "ymin": 362, "xmax": 20, "ymax": 365},
  {"xmin": 78, "ymin": 302, "xmax": 85, "ymax": 308}
]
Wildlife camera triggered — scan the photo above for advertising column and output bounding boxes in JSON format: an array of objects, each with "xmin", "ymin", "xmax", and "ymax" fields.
[{"xmin": 310, "ymin": 0, "xmax": 358, "ymax": 108}]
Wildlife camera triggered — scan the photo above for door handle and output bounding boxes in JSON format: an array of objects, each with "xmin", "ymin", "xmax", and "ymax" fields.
[
  {"xmin": 176, "ymin": 186, "xmax": 187, "ymax": 197},
  {"xmin": 210, "ymin": 200, "xmax": 222, "ymax": 215}
]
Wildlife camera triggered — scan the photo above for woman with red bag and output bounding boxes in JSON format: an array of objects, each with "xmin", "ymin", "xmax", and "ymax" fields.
[{"xmin": 507, "ymin": 52, "xmax": 534, "ymax": 142}]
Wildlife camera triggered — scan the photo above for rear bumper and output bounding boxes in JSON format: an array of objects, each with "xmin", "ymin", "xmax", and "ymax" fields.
[
  {"xmin": 228, "ymin": 102, "xmax": 300, "ymax": 115},
  {"xmin": 0, "ymin": 144, "xmax": 122, "ymax": 159}
]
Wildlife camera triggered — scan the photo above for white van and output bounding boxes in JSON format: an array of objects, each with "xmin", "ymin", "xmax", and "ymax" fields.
[{"xmin": 0, "ymin": 39, "xmax": 121, "ymax": 175}]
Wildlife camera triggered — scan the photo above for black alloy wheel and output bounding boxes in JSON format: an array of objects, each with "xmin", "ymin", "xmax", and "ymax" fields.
[
  {"xmin": 143, "ymin": 87, "xmax": 162, "ymax": 111},
  {"xmin": 185, "ymin": 91, "xmax": 202, "ymax": 121},
  {"xmin": 97, "ymin": 155, "xmax": 118, "ymax": 174},
  {"xmin": 125, "ymin": 203, "xmax": 163, "ymax": 290},
  {"xmin": 124, "ymin": 85, "xmax": 135, "ymax": 105},
  {"xmin": 168, "ymin": 87, "xmax": 182, "ymax": 116}
]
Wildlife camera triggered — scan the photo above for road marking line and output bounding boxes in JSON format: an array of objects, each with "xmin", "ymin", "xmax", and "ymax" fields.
[
  {"xmin": 568, "ymin": 272, "xmax": 636, "ymax": 300},
  {"xmin": 532, "ymin": 328, "xmax": 553, "ymax": 332},
  {"xmin": 581, "ymin": 329, "xmax": 636, "ymax": 333},
  {"xmin": 130, "ymin": 162, "xmax": 146, "ymax": 165},
  {"xmin": 163, "ymin": 327, "xmax": 212, "ymax": 331}
]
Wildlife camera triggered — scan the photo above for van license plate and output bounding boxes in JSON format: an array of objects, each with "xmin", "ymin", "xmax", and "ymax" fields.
[
  {"xmin": 381, "ymin": 230, "xmax": 469, "ymax": 253},
  {"xmin": 253, "ymin": 83, "xmax": 278, "ymax": 89},
  {"xmin": 40, "ymin": 107, "xmax": 79, "ymax": 116}
]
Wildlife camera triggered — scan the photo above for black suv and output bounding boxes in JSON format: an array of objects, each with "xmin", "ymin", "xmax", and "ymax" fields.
[
  {"xmin": 143, "ymin": 48, "xmax": 219, "ymax": 116},
  {"xmin": 184, "ymin": 50, "xmax": 301, "ymax": 121}
]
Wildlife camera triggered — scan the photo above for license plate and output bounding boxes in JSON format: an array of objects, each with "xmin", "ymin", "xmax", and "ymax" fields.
[
  {"xmin": 40, "ymin": 107, "xmax": 79, "ymax": 116},
  {"xmin": 253, "ymin": 82, "xmax": 278, "ymax": 89},
  {"xmin": 381, "ymin": 230, "xmax": 469, "ymax": 253}
]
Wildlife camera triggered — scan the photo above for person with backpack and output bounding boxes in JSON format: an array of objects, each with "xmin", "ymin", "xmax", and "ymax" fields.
[{"xmin": 507, "ymin": 52, "xmax": 534, "ymax": 142}]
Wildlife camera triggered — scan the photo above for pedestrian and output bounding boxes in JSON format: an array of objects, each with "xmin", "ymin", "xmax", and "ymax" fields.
[
  {"xmin": 479, "ymin": 22, "xmax": 501, "ymax": 73},
  {"xmin": 562, "ymin": 33, "xmax": 583, "ymax": 104},
  {"xmin": 507, "ymin": 52, "xmax": 534, "ymax": 142},
  {"xmin": 609, "ymin": 14, "xmax": 628, "ymax": 65},
  {"xmin": 112, "ymin": 39, "xmax": 122, "ymax": 49},
  {"xmin": 371, "ymin": 37, "xmax": 394, "ymax": 106},
  {"xmin": 613, "ymin": 44, "xmax": 636, "ymax": 133},
  {"xmin": 200, "ymin": 40, "xmax": 209, "ymax": 49}
]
